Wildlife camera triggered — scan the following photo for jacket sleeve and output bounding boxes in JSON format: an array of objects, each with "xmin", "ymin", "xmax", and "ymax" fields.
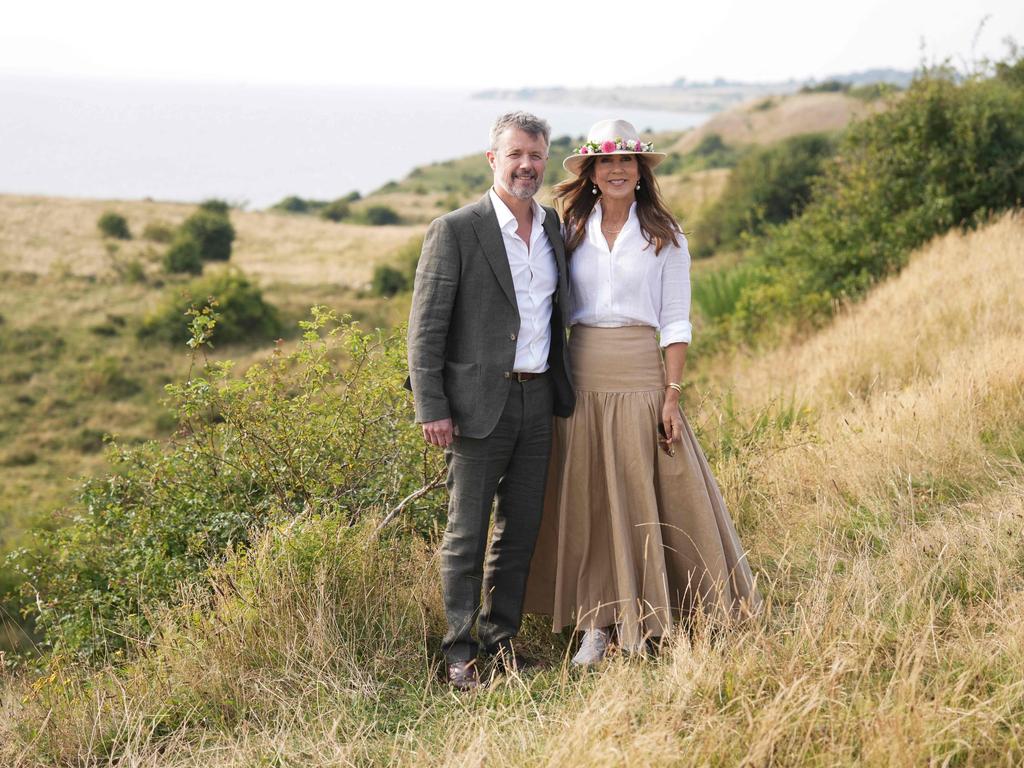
[{"xmin": 407, "ymin": 216, "xmax": 460, "ymax": 423}]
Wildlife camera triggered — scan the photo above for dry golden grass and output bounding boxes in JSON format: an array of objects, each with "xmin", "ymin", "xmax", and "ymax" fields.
[
  {"xmin": 658, "ymin": 167, "xmax": 732, "ymax": 229},
  {"xmin": 3, "ymin": 215, "xmax": 1023, "ymax": 766},
  {"xmin": 669, "ymin": 92, "xmax": 892, "ymax": 154},
  {"xmin": 0, "ymin": 194, "xmax": 425, "ymax": 288}
]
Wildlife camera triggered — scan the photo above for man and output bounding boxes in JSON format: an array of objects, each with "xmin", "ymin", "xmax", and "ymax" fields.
[{"xmin": 407, "ymin": 111, "xmax": 574, "ymax": 689}]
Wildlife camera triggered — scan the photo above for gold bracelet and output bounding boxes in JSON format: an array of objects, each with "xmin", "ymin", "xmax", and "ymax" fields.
[{"xmin": 666, "ymin": 382, "xmax": 683, "ymax": 394}]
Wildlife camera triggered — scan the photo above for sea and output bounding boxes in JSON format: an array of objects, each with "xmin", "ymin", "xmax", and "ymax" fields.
[{"xmin": 0, "ymin": 76, "xmax": 710, "ymax": 209}]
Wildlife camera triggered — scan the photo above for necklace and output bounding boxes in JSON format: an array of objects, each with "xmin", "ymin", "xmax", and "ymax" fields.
[{"xmin": 601, "ymin": 220, "xmax": 627, "ymax": 234}]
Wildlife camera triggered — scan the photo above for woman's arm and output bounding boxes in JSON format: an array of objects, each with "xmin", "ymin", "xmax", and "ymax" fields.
[
  {"xmin": 658, "ymin": 235, "xmax": 693, "ymax": 443},
  {"xmin": 662, "ymin": 342, "xmax": 688, "ymax": 443}
]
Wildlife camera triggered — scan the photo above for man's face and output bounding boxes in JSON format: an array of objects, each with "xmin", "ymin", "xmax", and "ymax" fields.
[{"xmin": 487, "ymin": 128, "xmax": 548, "ymax": 200}]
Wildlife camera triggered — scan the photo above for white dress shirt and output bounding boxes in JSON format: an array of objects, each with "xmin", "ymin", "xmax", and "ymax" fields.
[
  {"xmin": 568, "ymin": 201, "xmax": 692, "ymax": 347},
  {"xmin": 489, "ymin": 188, "xmax": 558, "ymax": 372}
]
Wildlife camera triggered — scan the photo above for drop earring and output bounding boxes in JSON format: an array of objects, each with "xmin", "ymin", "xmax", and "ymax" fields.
[
  {"xmin": 636, "ymin": 180, "xmax": 641, "ymax": 190},
  {"xmin": 592, "ymin": 185, "xmax": 598, "ymax": 195}
]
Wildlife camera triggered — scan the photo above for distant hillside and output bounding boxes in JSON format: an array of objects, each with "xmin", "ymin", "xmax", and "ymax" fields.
[
  {"xmin": 474, "ymin": 81, "xmax": 796, "ymax": 113},
  {"xmin": 474, "ymin": 69, "xmax": 912, "ymax": 113},
  {"xmin": 669, "ymin": 91, "xmax": 892, "ymax": 153}
]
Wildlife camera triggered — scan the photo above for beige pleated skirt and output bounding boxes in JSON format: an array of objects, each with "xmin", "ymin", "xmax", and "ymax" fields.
[{"xmin": 524, "ymin": 325, "xmax": 762, "ymax": 648}]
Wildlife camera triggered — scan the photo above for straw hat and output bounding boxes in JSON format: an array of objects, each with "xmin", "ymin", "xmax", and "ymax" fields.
[{"xmin": 562, "ymin": 118, "xmax": 667, "ymax": 175}]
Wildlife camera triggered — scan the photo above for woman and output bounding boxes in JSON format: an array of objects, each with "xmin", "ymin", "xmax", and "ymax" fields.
[{"xmin": 524, "ymin": 119, "xmax": 761, "ymax": 664}]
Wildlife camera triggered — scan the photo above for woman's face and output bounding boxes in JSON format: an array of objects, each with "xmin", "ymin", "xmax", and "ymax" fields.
[{"xmin": 591, "ymin": 154, "xmax": 640, "ymax": 202}]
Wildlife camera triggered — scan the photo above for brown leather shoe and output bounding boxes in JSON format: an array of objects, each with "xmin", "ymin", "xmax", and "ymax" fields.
[{"xmin": 447, "ymin": 659, "xmax": 480, "ymax": 690}]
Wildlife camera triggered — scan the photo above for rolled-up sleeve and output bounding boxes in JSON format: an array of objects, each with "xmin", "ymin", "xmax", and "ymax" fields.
[
  {"xmin": 407, "ymin": 217, "xmax": 460, "ymax": 423},
  {"xmin": 658, "ymin": 235, "xmax": 693, "ymax": 347}
]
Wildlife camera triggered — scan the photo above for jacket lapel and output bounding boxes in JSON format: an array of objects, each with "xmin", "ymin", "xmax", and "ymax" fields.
[{"xmin": 471, "ymin": 193, "xmax": 519, "ymax": 315}]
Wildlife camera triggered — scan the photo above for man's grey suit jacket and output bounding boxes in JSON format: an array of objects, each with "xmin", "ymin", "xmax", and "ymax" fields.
[{"xmin": 407, "ymin": 192, "xmax": 574, "ymax": 439}]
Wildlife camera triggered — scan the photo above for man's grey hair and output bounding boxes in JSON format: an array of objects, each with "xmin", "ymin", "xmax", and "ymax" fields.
[{"xmin": 489, "ymin": 111, "xmax": 551, "ymax": 150}]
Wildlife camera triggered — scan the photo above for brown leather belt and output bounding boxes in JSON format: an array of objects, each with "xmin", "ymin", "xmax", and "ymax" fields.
[{"xmin": 505, "ymin": 371, "xmax": 546, "ymax": 382}]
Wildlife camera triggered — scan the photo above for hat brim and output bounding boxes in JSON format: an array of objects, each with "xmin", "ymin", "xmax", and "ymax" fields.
[{"xmin": 563, "ymin": 150, "xmax": 667, "ymax": 176}]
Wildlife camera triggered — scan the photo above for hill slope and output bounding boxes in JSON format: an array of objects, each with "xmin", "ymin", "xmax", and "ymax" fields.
[
  {"xmin": 3, "ymin": 212, "xmax": 1021, "ymax": 765},
  {"xmin": 670, "ymin": 91, "xmax": 890, "ymax": 153}
]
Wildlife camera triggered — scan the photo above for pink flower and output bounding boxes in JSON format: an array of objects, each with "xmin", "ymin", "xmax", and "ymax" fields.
[
  {"xmin": 601, "ymin": 140, "xmax": 616, "ymax": 154},
  {"xmin": 580, "ymin": 146, "xmax": 589, "ymax": 154},
  {"xmin": 634, "ymin": 140, "xmax": 643, "ymax": 151}
]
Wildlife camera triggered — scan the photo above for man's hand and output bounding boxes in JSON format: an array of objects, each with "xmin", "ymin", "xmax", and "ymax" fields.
[{"xmin": 422, "ymin": 418, "xmax": 454, "ymax": 448}]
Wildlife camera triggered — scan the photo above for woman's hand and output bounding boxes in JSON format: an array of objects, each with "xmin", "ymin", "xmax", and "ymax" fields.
[{"xmin": 661, "ymin": 389, "xmax": 684, "ymax": 444}]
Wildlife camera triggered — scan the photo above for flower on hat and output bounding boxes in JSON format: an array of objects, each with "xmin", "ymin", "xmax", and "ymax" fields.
[{"xmin": 572, "ymin": 137, "xmax": 655, "ymax": 158}]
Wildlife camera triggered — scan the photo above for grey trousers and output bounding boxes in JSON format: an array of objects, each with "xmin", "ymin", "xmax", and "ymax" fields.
[{"xmin": 440, "ymin": 375, "xmax": 554, "ymax": 663}]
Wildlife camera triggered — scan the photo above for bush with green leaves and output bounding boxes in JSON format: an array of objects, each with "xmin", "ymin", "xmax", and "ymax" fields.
[
  {"xmin": 319, "ymin": 198, "xmax": 351, "ymax": 222},
  {"xmin": 371, "ymin": 265, "xmax": 408, "ymax": 297},
  {"xmin": 719, "ymin": 63, "xmax": 1024, "ymax": 340},
  {"xmin": 692, "ymin": 133, "xmax": 836, "ymax": 258},
  {"xmin": 12, "ymin": 310, "xmax": 442, "ymax": 661},
  {"xmin": 97, "ymin": 211, "xmax": 131, "ymax": 240},
  {"xmin": 359, "ymin": 205, "xmax": 401, "ymax": 226},
  {"xmin": 198, "ymin": 198, "xmax": 231, "ymax": 215},
  {"xmin": 271, "ymin": 195, "xmax": 326, "ymax": 214},
  {"xmin": 162, "ymin": 234, "xmax": 203, "ymax": 275},
  {"xmin": 139, "ymin": 270, "xmax": 282, "ymax": 345},
  {"xmin": 657, "ymin": 134, "xmax": 743, "ymax": 175},
  {"xmin": 181, "ymin": 209, "xmax": 235, "ymax": 262}
]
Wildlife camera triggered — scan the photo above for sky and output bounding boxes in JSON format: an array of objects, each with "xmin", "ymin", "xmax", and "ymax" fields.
[{"xmin": 1, "ymin": 0, "xmax": 1022, "ymax": 89}]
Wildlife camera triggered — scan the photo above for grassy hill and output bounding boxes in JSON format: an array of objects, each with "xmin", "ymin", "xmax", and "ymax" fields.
[
  {"xmin": 2, "ymin": 211, "xmax": 1020, "ymax": 765},
  {"xmin": 669, "ymin": 91, "xmax": 890, "ymax": 153},
  {"xmin": 0, "ymin": 80, "xmax": 958, "ymax": 654},
  {"xmin": 0, "ymin": 194, "xmax": 422, "ymax": 651}
]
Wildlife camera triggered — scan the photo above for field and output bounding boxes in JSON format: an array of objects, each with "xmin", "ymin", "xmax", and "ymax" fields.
[
  {"xmin": 1, "ymin": 207, "xmax": 1021, "ymax": 766},
  {"xmin": 7, "ymin": 74, "xmax": 1020, "ymax": 764},
  {"xmin": 0, "ymin": 194, "xmax": 420, "ymax": 652}
]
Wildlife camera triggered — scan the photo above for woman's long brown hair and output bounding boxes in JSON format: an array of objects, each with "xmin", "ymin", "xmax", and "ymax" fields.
[{"xmin": 553, "ymin": 156, "xmax": 681, "ymax": 256}]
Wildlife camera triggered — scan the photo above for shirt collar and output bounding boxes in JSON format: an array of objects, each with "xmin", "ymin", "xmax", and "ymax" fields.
[
  {"xmin": 590, "ymin": 200, "xmax": 637, "ymax": 226},
  {"xmin": 489, "ymin": 187, "xmax": 546, "ymax": 232},
  {"xmin": 588, "ymin": 201, "xmax": 637, "ymax": 234}
]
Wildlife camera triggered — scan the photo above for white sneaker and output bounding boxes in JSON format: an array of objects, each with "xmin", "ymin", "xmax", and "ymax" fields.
[{"xmin": 572, "ymin": 627, "xmax": 610, "ymax": 666}]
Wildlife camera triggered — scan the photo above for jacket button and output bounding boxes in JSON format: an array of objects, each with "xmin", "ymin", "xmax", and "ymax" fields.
[{"xmin": 510, "ymin": 333, "xmax": 516, "ymax": 341}]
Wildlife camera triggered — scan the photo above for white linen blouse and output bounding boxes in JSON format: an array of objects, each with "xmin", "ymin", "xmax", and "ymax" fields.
[{"xmin": 567, "ymin": 201, "xmax": 693, "ymax": 347}]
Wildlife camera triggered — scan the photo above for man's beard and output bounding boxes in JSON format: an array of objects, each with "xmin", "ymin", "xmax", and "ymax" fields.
[{"xmin": 501, "ymin": 171, "xmax": 542, "ymax": 200}]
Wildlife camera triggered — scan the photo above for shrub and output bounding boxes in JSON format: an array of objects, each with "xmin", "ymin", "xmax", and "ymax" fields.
[
  {"xmin": 162, "ymin": 234, "xmax": 203, "ymax": 275},
  {"xmin": 0, "ymin": 449, "xmax": 37, "ymax": 467},
  {"xmin": 360, "ymin": 205, "xmax": 401, "ymax": 226},
  {"xmin": 371, "ymin": 265, "xmax": 408, "ymax": 297},
  {"xmin": 142, "ymin": 221, "xmax": 175, "ymax": 243},
  {"xmin": 80, "ymin": 356, "xmax": 142, "ymax": 399},
  {"xmin": 692, "ymin": 264, "xmax": 760, "ymax": 323},
  {"xmin": 693, "ymin": 133, "xmax": 727, "ymax": 157},
  {"xmin": 181, "ymin": 210, "xmax": 235, "ymax": 262},
  {"xmin": 14, "ymin": 311, "xmax": 443, "ymax": 660},
  {"xmin": 726, "ymin": 67, "xmax": 1024, "ymax": 339},
  {"xmin": 319, "ymin": 198, "xmax": 351, "ymax": 222},
  {"xmin": 799, "ymin": 80, "xmax": 850, "ymax": 94},
  {"xmin": 198, "ymin": 198, "xmax": 230, "ymax": 215},
  {"xmin": 97, "ymin": 212, "xmax": 131, "ymax": 240},
  {"xmin": 692, "ymin": 133, "xmax": 836, "ymax": 258},
  {"xmin": 271, "ymin": 195, "xmax": 325, "ymax": 214},
  {"xmin": 139, "ymin": 269, "xmax": 282, "ymax": 345}
]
